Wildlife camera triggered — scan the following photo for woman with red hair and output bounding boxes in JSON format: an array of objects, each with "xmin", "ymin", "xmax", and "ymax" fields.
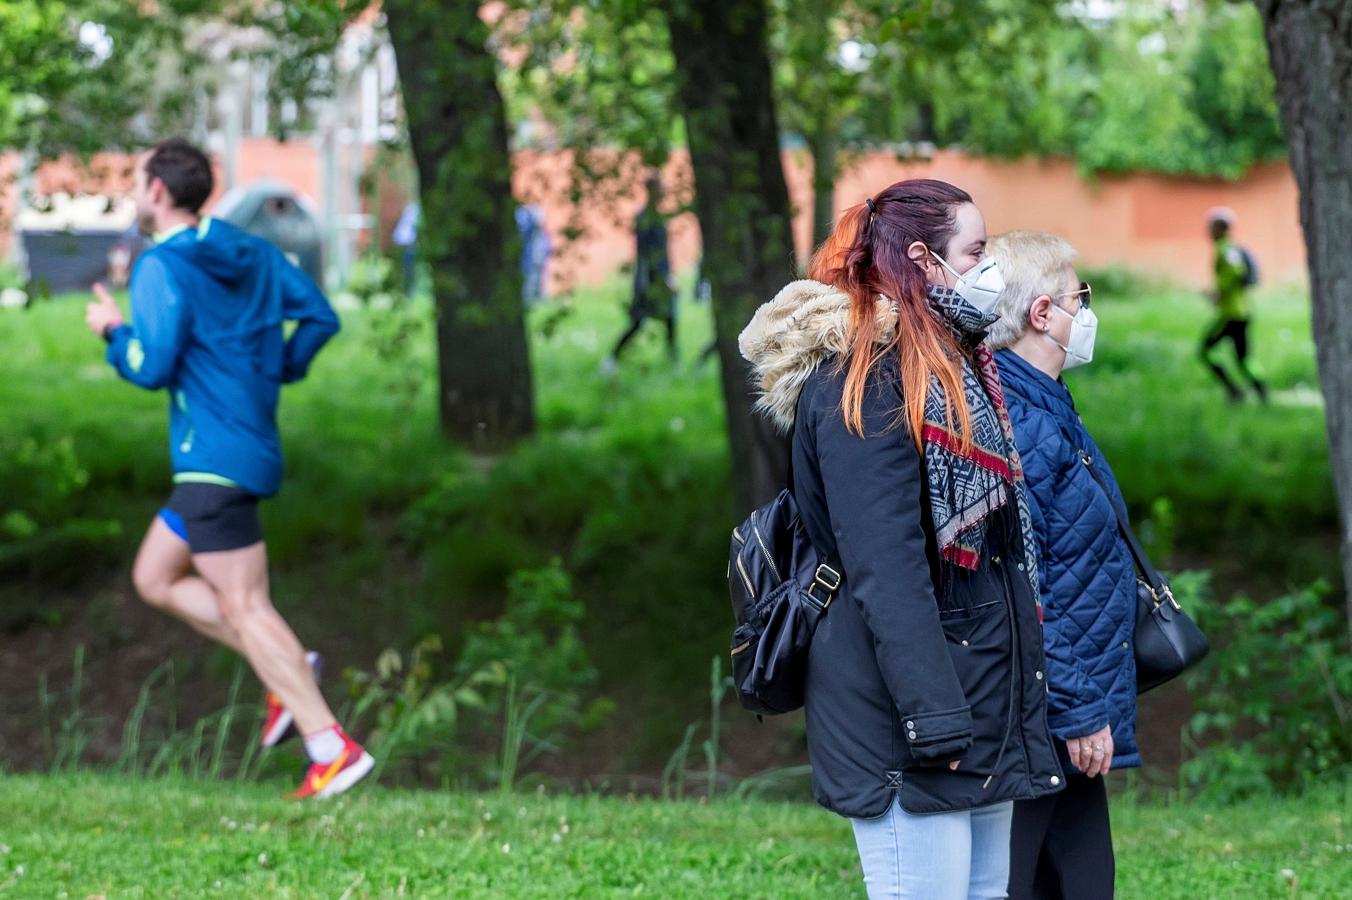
[{"xmin": 739, "ymin": 179, "xmax": 1064, "ymax": 898}]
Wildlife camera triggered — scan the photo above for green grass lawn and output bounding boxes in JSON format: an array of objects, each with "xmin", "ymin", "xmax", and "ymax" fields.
[{"xmin": 1, "ymin": 774, "xmax": 1349, "ymax": 898}]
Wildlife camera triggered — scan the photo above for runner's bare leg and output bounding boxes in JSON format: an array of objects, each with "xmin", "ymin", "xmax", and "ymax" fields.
[
  {"xmin": 132, "ymin": 518, "xmax": 244, "ymax": 653},
  {"xmin": 193, "ymin": 542, "xmax": 336, "ymax": 735}
]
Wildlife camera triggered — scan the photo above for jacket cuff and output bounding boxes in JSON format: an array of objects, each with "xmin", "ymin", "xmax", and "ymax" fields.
[
  {"xmin": 103, "ymin": 323, "xmax": 131, "ymax": 346},
  {"xmin": 901, "ymin": 706, "xmax": 973, "ymax": 761},
  {"xmin": 1047, "ymin": 700, "xmax": 1110, "ymax": 741}
]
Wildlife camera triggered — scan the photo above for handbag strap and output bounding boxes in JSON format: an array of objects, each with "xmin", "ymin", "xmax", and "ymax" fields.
[{"xmin": 1076, "ymin": 450, "xmax": 1178, "ymax": 610}]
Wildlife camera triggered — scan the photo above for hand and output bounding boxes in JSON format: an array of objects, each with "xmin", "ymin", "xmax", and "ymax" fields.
[
  {"xmin": 85, "ymin": 282, "xmax": 124, "ymax": 337},
  {"xmin": 948, "ymin": 760, "xmax": 960, "ymax": 771},
  {"xmin": 1065, "ymin": 725, "xmax": 1114, "ymax": 778}
]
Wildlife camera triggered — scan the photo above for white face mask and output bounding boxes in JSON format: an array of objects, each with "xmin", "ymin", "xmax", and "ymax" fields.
[
  {"xmin": 930, "ymin": 250, "xmax": 1005, "ymax": 316},
  {"xmin": 1046, "ymin": 302, "xmax": 1098, "ymax": 369}
]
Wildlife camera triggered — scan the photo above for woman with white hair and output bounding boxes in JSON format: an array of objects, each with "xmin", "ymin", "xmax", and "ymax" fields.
[{"xmin": 986, "ymin": 231, "xmax": 1140, "ymax": 900}]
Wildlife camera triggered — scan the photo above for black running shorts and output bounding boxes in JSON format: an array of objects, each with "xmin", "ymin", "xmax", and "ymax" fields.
[{"xmin": 160, "ymin": 482, "xmax": 264, "ymax": 553}]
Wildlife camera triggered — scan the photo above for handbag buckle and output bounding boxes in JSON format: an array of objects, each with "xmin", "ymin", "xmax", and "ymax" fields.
[
  {"xmin": 807, "ymin": 564, "xmax": 842, "ymax": 610},
  {"xmin": 1161, "ymin": 585, "xmax": 1181, "ymax": 611}
]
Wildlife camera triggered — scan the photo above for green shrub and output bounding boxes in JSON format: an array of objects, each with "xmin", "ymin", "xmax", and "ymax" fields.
[
  {"xmin": 341, "ymin": 560, "xmax": 609, "ymax": 791},
  {"xmin": 0, "ymin": 433, "xmax": 119, "ymax": 574},
  {"xmin": 1183, "ymin": 577, "xmax": 1352, "ymax": 800}
]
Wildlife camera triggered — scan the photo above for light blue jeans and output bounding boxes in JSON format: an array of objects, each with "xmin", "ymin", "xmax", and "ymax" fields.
[{"xmin": 850, "ymin": 796, "xmax": 1014, "ymax": 900}]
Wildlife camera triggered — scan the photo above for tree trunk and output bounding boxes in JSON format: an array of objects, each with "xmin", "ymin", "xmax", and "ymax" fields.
[
  {"xmin": 386, "ymin": 0, "xmax": 534, "ymax": 450},
  {"xmin": 1255, "ymin": 0, "xmax": 1352, "ymax": 628},
  {"xmin": 662, "ymin": 0, "xmax": 797, "ymax": 510},
  {"xmin": 807, "ymin": 125, "xmax": 838, "ymax": 250}
]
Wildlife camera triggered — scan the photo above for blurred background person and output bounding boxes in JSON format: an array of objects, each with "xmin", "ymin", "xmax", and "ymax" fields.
[
  {"xmin": 392, "ymin": 201, "xmax": 420, "ymax": 296},
  {"xmin": 1200, "ymin": 207, "xmax": 1267, "ymax": 403},
  {"xmin": 516, "ymin": 203, "xmax": 552, "ymax": 305},
  {"xmin": 987, "ymin": 230, "xmax": 1140, "ymax": 900},
  {"xmin": 601, "ymin": 174, "xmax": 676, "ymax": 373}
]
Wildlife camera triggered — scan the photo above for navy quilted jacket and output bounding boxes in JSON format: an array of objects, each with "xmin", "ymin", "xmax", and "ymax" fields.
[{"xmin": 996, "ymin": 349, "xmax": 1141, "ymax": 769}]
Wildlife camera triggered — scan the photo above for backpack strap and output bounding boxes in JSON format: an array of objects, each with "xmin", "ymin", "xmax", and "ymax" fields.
[{"xmin": 789, "ymin": 428, "xmax": 844, "ymax": 609}]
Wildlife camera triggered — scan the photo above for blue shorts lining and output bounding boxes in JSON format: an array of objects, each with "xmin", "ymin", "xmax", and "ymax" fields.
[{"xmin": 159, "ymin": 507, "xmax": 189, "ymax": 543}]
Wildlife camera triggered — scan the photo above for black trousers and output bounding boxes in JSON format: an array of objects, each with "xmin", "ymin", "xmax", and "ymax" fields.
[
  {"xmin": 611, "ymin": 313, "xmax": 677, "ymax": 361},
  {"xmin": 1201, "ymin": 317, "xmax": 1267, "ymax": 401},
  {"xmin": 1007, "ymin": 771, "xmax": 1115, "ymax": 900}
]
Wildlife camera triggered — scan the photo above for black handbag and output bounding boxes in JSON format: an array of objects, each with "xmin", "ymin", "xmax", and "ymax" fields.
[{"xmin": 1078, "ymin": 451, "xmax": 1209, "ymax": 693}]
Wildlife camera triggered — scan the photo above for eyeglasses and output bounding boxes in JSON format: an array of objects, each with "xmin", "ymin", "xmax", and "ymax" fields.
[{"xmin": 1056, "ymin": 281, "xmax": 1092, "ymax": 309}]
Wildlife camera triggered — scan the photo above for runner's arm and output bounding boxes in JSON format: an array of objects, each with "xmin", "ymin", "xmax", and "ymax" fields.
[
  {"xmin": 279, "ymin": 257, "xmax": 340, "ymax": 383},
  {"xmin": 104, "ymin": 255, "xmax": 188, "ymax": 390}
]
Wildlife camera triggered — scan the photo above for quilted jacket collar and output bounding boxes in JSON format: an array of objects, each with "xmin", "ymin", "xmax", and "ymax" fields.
[{"xmin": 995, "ymin": 348, "xmax": 1079, "ymax": 423}]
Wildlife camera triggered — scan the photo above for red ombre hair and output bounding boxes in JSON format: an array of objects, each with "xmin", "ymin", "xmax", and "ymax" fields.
[{"xmin": 808, "ymin": 179, "xmax": 974, "ymax": 447}]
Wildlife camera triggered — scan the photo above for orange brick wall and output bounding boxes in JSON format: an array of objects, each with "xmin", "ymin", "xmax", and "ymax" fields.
[{"xmin": 3, "ymin": 142, "xmax": 1306, "ymax": 292}]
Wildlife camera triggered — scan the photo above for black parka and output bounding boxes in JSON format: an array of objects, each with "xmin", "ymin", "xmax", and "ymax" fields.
[{"xmin": 793, "ymin": 358, "xmax": 1063, "ymax": 817}]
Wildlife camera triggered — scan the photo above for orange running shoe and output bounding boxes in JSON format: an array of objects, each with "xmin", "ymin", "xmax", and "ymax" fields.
[
  {"xmin": 259, "ymin": 651, "xmax": 322, "ymax": 749},
  {"xmin": 293, "ymin": 734, "xmax": 375, "ymax": 800}
]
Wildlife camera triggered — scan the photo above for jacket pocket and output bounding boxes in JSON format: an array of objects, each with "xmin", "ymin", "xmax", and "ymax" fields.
[{"xmin": 940, "ymin": 601, "xmax": 1013, "ymax": 774}]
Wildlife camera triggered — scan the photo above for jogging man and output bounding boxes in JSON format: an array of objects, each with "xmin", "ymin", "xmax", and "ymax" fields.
[
  {"xmin": 601, "ymin": 174, "xmax": 677, "ymax": 373},
  {"xmin": 83, "ymin": 138, "xmax": 374, "ymax": 799},
  {"xmin": 1200, "ymin": 207, "xmax": 1268, "ymax": 403}
]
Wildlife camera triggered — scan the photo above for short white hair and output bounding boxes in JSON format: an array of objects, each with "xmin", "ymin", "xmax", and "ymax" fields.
[{"xmin": 986, "ymin": 230, "xmax": 1079, "ymax": 350}]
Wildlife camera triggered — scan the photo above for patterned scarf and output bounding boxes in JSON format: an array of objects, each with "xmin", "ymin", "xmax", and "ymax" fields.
[{"xmin": 920, "ymin": 286, "xmax": 1041, "ymax": 606}]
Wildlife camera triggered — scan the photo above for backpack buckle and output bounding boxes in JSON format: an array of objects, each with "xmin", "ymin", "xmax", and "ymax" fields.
[{"xmin": 807, "ymin": 564, "xmax": 842, "ymax": 610}]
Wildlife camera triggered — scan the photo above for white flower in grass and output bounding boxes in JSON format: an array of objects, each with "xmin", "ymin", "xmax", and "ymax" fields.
[{"xmin": 501, "ymin": 843, "xmax": 511, "ymax": 855}]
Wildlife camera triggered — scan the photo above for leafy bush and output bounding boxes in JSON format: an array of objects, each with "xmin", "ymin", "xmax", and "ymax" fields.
[
  {"xmin": 1183, "ymin": 577, "xmax": 1352, "ymax": 800},
  {"xmin": 341, "ymin": 560, "xmax": 610, "ymax": 790},
  {"xmin": 0, "ymin": 433, "xmax": 119, "ymax": 573}
]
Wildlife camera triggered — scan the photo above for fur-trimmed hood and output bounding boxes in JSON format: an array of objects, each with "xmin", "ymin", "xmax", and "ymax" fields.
[{"xmin": 738, "ymin": 279, "xmax": 897, "ymax": 433}]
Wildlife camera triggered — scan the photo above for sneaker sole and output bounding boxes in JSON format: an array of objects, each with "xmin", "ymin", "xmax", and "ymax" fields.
[
  {"xmin": 316, "ymin": 752, "xmax": 375, "ymax": 799},
  {"xmin": 260, "ymin": 651, "xmax": 324, "ymax": 749},
  {"xmin": 260, "ymin": 709, "xmax": 295, "ymax": 748}
]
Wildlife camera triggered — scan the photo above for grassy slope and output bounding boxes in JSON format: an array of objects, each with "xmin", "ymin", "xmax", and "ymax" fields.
[
  {"xmin": 0, "ymin": 278, "xmax": 1336, "ymax": 777},
  {"xmin": 0, "ymin": 774, "xmax": 1349, "ymax": 898}
]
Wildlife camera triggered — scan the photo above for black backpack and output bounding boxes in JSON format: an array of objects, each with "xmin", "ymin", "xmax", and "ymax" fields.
[
  {"xmin": 1238, "ymin": 245, "xmax": 1260, "ymax": 287},
  {"xmin": 726, "ymin": 472, "xmax": 842, "ymax": 715}
]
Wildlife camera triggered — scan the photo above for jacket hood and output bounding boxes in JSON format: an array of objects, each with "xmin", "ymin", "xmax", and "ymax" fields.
[
  {"xmin": 161, "ymin": 218, "xmax": 258, "ymax": 287},
  {"xmin": 738, "ymin": 279, "xmax": 897, "ymax": 433}
]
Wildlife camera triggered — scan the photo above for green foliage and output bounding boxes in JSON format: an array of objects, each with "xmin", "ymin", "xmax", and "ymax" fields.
[
  {"xmin": 869, "ymin": 0, "xmax": 1285, "ymax": 178},
  {"xmin": 340, "ymin": 635, "xmax": 507, "ymax": 787},
  {"xmin": 341, "ymin": 561, "xmax": 608, "ymax": 791},
  {"xmin": 0, "ymin": 431, "xmax": 119, "ymax": 573},
  {"xmin": 1184, "ymin": 578, "xmax": 1352, "ymax": 800},
  {"xmin": 453, "ymin": 560, "xmax": 613, "ymax": 789},
  {"xmin": 1072, "ymin": 2, "xmax": 1285, "ymax": 178},
  {"xmin": 0, "ymin": 1, "xmax": 369, "ymax": 157}
]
